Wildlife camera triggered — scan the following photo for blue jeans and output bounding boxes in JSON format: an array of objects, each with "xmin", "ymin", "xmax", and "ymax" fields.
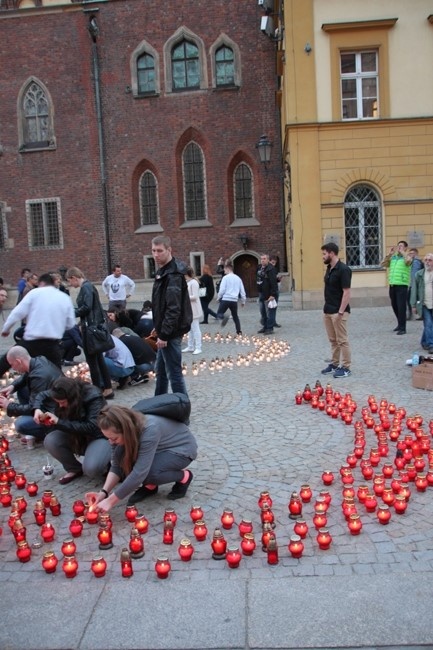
[
  {"xmin": 15, "ymin": 416, "xmax": 50, "ymax": 441},
  {"xmin": 216, "ymin": 301, "xmax": 242, "ymax": 334},
  {"xmin": 421, "ymin": 306, "xmax": 433, "ymax": 348},
  {"xmin": 259, "ymin": 297, "xmax": 276, "ymax": 330},
  {"xmin": 155, "ymin": 337, "xmax": 188, "ymax": 396},
  {"xmin": 104, "ymin": 358, "xmax": 134, "ymax": 379}
]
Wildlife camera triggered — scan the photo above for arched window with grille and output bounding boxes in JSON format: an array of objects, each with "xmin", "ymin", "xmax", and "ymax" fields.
[
  {"xmin": 137, "ymin": 53, "xmax": 156, "ymax": 95},
  {"xmin": 182, "ymin": 142, "xmax": 206, "ymax": 221},
  {"xmin": 344, "ymin": 184, "xmax": 382, "ymax": 268},
  {"xmin": 18, "ymin": 78, "xmax": 55, "ymax": 151},
  {"xmin": 172, "ymin": 40, "xmax": 200, "ymax": 91},
  {"xmin": 139, "ymin": 171, "xmax": 159, "ymax": 226},
  {"xmin": 234, "ymin": 163, "xmax": 253, "ymax": 219}
]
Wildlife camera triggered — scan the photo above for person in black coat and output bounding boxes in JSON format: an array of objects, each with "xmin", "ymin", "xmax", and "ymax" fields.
[
  {"xmin": 199, "ymin": 264, "xmax": 218, "ymax": 324},
  {"xmin": 66, "ymin": 267, "xmax": 114, "ymax": 399},
  {"xmin": 33, "ymin": 376, "xmax": 111, "ymax": 484}
]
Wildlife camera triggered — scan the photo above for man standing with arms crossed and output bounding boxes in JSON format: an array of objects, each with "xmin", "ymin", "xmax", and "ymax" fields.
[
  {"xmin": 151, "ymin": 236, "xmax": 192, "ymax": 396},
  {"xmin": 320, "ymin": 242, "xmax": 352, "ymax": 378}
]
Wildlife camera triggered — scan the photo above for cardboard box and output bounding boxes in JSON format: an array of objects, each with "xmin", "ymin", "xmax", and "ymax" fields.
[{"xmin": 412, "ymin": 361, "xmax": 433, "ymax": 390}]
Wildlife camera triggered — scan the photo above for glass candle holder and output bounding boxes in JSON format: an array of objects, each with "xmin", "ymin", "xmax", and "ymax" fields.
[
  {"xmin": 98, "ymin": 525, "xmax": 113, "ymax": 550},
  {"xmin": 41, "ymin": 523, "xmax": 55, "ymax": 543},
  {"xmin": 178, "ymin": 538, "xmax": 194, "ymax": 562},
  {"xmin": 364, "ymin": 493, "xmax": 377, "ymax": 512},
  {"xmin": 261, "ymin": 523, "xmax": 273, "ymax": 551},
  {"xmin": 258, "ymin": 491, "xmax": 272, "ymax": 509},
  {"xmin": 42, "ymin": 490, "xmax": 54, "ymax": 508},
  {"xmin": 288, "ymin": 534, "xmax": 304, "ymax": 558},
  {"xmin": 288, "ymin": 492, "xmax": 303, "ymax": 519},
  {"xmin": 377, "ymin": 505, "xmax": 391, "ymax": 525},
  {"xmin": 240, "ymin": 532, "xmax": 256, "ymax": 556},
  {"xmin": 190, "ymin": 505, "xmax": 204, "ymax": 522},
  {"xmin": 211, "ymin": 528, "xmax": 227, "ymax": 559},
  {"xmin": 163, "ymin": 521, "xmax": 174, "ymax": 545},
  {"xmin": 69, "ymin": 518, "xmax": 83, "ymax": 538},
  {"xmin": 14, "ymin": 495, "xmax": 27, "ymax": 515},
  {"xmin": 129, "ymin": 528, "xmax": 145, "ymax": 558},
  {"xmin": 26, "ymin": 481, "xmax": 38, "ymax": 497},
  {"xmin": 98, "ymin": 513, "xmax": 113, "ymax": 530},
  {"xmin": 86, "ymin": 508, "xmax": 98, "ymax": 525},
  {"xmin": 238, "ymin": 518, "xmax": 253, "ymax": 538},
  {"xmin": 12, "ymin": 520, "xmax": 27, "ymax": 543},
  {"xmin": 313, "ymin": 510, "xmax": 327, "ymax": 529},
  {"xmin": 193, "ymin": 520, "xmax": 207, "ymax": 542},
  {"xmin": 163, "ymin": 508, "xmax": 177, "ymax": 527},
  {"xmin": 394, "ymin": 494, "xmax": 407, "ymax": 514},
  {"xmin": 16, "ymin": 540, "xmax": 32, "ymax": 563},
  {"xmin": 134, "ymin": 515, "xmax": 149, "ymax": 535},
  {"xmin": 155, "ymin": 556, "xmax": 171, "ymax": 579},
  {"xmin": 72, "ymin": 499, "xmax": 85, "ymax": 517},
  {"xmin": 120, "ymin": 548, "xmax": 133, "ymax": 577},
  {"xmin": 316, "ymin": 528, "xmax": 332, "ymax": 550},
  {"xmin": 348, "ymin": 514, "xmax": 362, "ymax": 535},
  {"xmin": 62, "ymin": 555, "xmax": 78, "ymax": 578},
  {"xmin": 61, "ymin": 538, "xmax": 76, "ymax": 557},
  {"xmin": 226, "ymin": 545, "xmax": 242, "ymax": 569},
  {"xmin": 293, "ymin": 519, "xmax": 308, "ymax": 539},
  {"xmin": 42, "ymin": 550, "xmax": 58, "ymax": 573},
  {"xmin": 91, "ymin": 556, "xmax": 107, "ymax": 578},
  {"xmin": 0, "ymin": 489, "xmax": 12, "ymax": 508},
  {"xmin": 125, "ymin": 505, "xmax": 138, "ymax": 523},
  {"xmin": 260, "ymin": 504, "xmax": 275, "ymax": 527},
  {"xmin": 415, "ymin": 473, "xmax": 428, "ymax": 492},
  {"xmin": 220, "ymin": 509, "xmax": 234, "ymax": 530},
  {"xmin": 299, "ymin": 484, "xmax": 312, "ymax": 503},
  {"xmin": 266, "ymin": 536, "xmax": 279, "ymax": 565},
  {"xmin": 49, "ymin": 496, "xmax": 61, "ymax": 516},
  {"xmin": 14, "ymin": 473, "xmax": 26, "ymax": 490}
]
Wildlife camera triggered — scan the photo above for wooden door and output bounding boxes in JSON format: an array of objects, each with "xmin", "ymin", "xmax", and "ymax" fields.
[{"xmin": 234, "ymin": 255, "xmax": 258, "ymax": 298}]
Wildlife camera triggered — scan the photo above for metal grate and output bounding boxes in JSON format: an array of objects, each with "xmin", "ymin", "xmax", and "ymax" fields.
[
  {"xmin": 23, "ymin": 82, "xmax": 49, "ymax": 143},
  {"xmin": 344, "ymin": 185, "xmax": 381, "ymax": 268},
  {"xmin": 27, "ymin": 198, "xmax": 62, "ymax": 248}
]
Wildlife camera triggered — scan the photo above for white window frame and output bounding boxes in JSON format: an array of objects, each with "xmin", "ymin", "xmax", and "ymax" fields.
[
  {"xmin": 340, "ymin": 50, "xmax": 378, "ymax": 121},
  {"xmin": 189, "ymin": 252, "xmax": 204, "ymax": 277}
]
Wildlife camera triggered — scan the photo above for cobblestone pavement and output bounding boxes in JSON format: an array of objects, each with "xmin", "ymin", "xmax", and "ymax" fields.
[{"xmin": 1, "ymin": 300, "xmax": 433, "ymax": 650}]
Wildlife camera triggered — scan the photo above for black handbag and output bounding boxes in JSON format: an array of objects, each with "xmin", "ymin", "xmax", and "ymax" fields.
[
  {"xmin": 84, "ymin": 322, "xmax": 115, "ymax": 355},
  {"xmin": 132, "ymin": 392, "xmax": 191, "ymax": 425}
]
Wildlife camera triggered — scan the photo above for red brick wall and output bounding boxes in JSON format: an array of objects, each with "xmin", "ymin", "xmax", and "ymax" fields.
[{"xmin": 0, "ymin": 0, "xmax": 283, "ymax": 286}]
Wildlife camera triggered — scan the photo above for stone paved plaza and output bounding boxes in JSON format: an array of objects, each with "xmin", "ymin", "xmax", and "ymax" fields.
[{"xmin": 1, "ymin": 299, "xmax": 433, "ymax": 650}]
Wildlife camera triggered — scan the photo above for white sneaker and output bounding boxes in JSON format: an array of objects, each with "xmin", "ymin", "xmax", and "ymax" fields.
[
  {"xmin": 192, "ymin": 349, "xmax": 202, "ymax": 355},
  {"xmin": 182, "ymin": 348, "xmax": 194, "ymax": 353}
]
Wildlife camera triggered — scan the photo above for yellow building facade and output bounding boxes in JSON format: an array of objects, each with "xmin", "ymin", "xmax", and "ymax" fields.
[{"xmin": 277, "ymin": 0, "xmax": 433, "ymax": 308}]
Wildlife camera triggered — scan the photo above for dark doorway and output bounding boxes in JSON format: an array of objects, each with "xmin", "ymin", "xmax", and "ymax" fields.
[{"xmin": 234, "ymin": 254, "xmax": 258, "ymax": 298}]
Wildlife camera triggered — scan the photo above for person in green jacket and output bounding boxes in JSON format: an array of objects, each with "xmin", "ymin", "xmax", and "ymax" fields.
[{"xmin": 381, "ymin": 240, "xmax": 412, "ymax": 335}]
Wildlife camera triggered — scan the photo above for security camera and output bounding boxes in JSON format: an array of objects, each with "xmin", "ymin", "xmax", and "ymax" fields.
[{"xmin": 260, "ymin": 15, "xmax": 274, "ymax": 37}]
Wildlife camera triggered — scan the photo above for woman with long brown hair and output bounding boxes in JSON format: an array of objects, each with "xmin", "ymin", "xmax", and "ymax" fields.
[
  {"xmin": 85, "ymin": 404, "xmax": 197, "ymax": 509},
  {"xmin": 32, "ymin": 376, "xmax": 111, "ymax": 485}
]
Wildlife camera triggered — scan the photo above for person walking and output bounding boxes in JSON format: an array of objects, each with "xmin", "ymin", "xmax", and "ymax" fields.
[
  {"xmin": 256, "ymin": 254, "xmax": 278, "ymax": 335},
  {"xmin": 151, "ymin": 236, "xmax": 192, "ymax": 396},
  {"xmin": 411, "ymin": 253, "xmax": 433, "ymax": 353},
  {"xmin": 0, "ymin": 273, "xmax": 76, "ymax": 370},
  {"xmin": 66, "ymin": 267, "xmax": 114, "ymax": 399},
  {"xmin": 102, "ymin": 264, "xmax": 135, "ymax": 312},
  {"xmin": 182, "ymin": 267, "xmax": 203, "ymax": 355},
  {"xmin": 381, "ymin": 240, "xmax": 412, "ymax": 335},
  {"xmin": 216, "ymin": 259, "xmax": 246, "ymax": 335},
  {"xmin": 407, "ymin": 248, "xmax": 424, "ymax": 320},
  {"xmin": 269, "ymin": 255, "xmax": 282, "ymax": 328},
  {"xmin": 320, "ymin": 242, "xmax": 352, "ymax": 379},
  {"xmin": 199, "ymin": 264, "xmax": 218, "ymax": 324}
]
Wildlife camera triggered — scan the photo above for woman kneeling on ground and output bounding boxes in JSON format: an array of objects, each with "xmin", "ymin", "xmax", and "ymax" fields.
[
  {"xmin": 33, "ymin": 376, "xmax": 111, "ymax": 485},
  {"xmin": 85, "ymin": 405, "xmax": 197, "ymax": 510}
]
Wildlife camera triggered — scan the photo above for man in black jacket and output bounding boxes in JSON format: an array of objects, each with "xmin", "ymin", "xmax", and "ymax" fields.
[
  {"xmin": 112, "ymin": 329, "xmax": 156, "ymax": 386},
  {"xmin": 256, "ymin": 254, "xmax": 279, "ymax": 335},
  {"xmin": 151, "ymin": 235, "xmax": 192, "ymax": 396},
  {"xmin": 0, "ymin": 346, "xmax": 62, "ymax": 445}
]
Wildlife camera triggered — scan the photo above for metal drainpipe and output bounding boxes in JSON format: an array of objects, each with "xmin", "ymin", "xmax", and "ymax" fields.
[{"xmin": 87, "ymin": 13, "xmax": 112, "ymax": 273}]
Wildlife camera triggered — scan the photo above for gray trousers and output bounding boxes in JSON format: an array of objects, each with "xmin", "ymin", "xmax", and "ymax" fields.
[
  {"xmin": 44, "ymin": 430, "xmax": 111, "ymax": 478},
  {"xmin": 143, "ymin": 451, "xmax": 193, "ymax": 485}
]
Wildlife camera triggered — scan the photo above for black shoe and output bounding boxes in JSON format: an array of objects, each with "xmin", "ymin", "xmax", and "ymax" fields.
[
  {"xmin": 221, "ymin": 316, "xmax": 229, "ymax": 328},
  {"xmin": 274, "ymin": 323, "xmax": 282, "ymax": 328},
  {"xmin": 396, "ymin": 330, "xmax": 406, "ymax": 335},
  {"xmin": 63, "ymin": 360, "xmax": 78, "ymax": 367},
  {"xmin": 257, "ymin": 328, "xmax": 266, "ymax": 333},
  {"xmin": 167, "ymin": 471, "xmax": 193, "ymax": 500},
  {"xmin": 393, "ymin": 326, "xmax": 400, "ymax": 332},
  {"xmin": 264, "ymin": 329, "xmax": 274, "ymax": 335},
  {"xmin": 127, "ymin": 485, "xmax": 158, "ymax": 506},
  {"xmin": 117, "ymin": 375, "xmax": 131, "ymax": 390},
  {"xmin": 129, "ymin": 373, "xmax": 149, "ymax": 386},
  {"xmin": 200, "ymin": 321, "xmax": 208, "ymax": 325}
]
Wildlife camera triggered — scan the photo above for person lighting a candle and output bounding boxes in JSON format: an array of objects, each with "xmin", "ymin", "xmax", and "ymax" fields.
[
  {"xmin": 85, "ymin": 404, "xmax": 197, "ymax": 509},
  {"xmin": 32, "ymin": 376, "xmax": 111, "ymax": 484}
]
